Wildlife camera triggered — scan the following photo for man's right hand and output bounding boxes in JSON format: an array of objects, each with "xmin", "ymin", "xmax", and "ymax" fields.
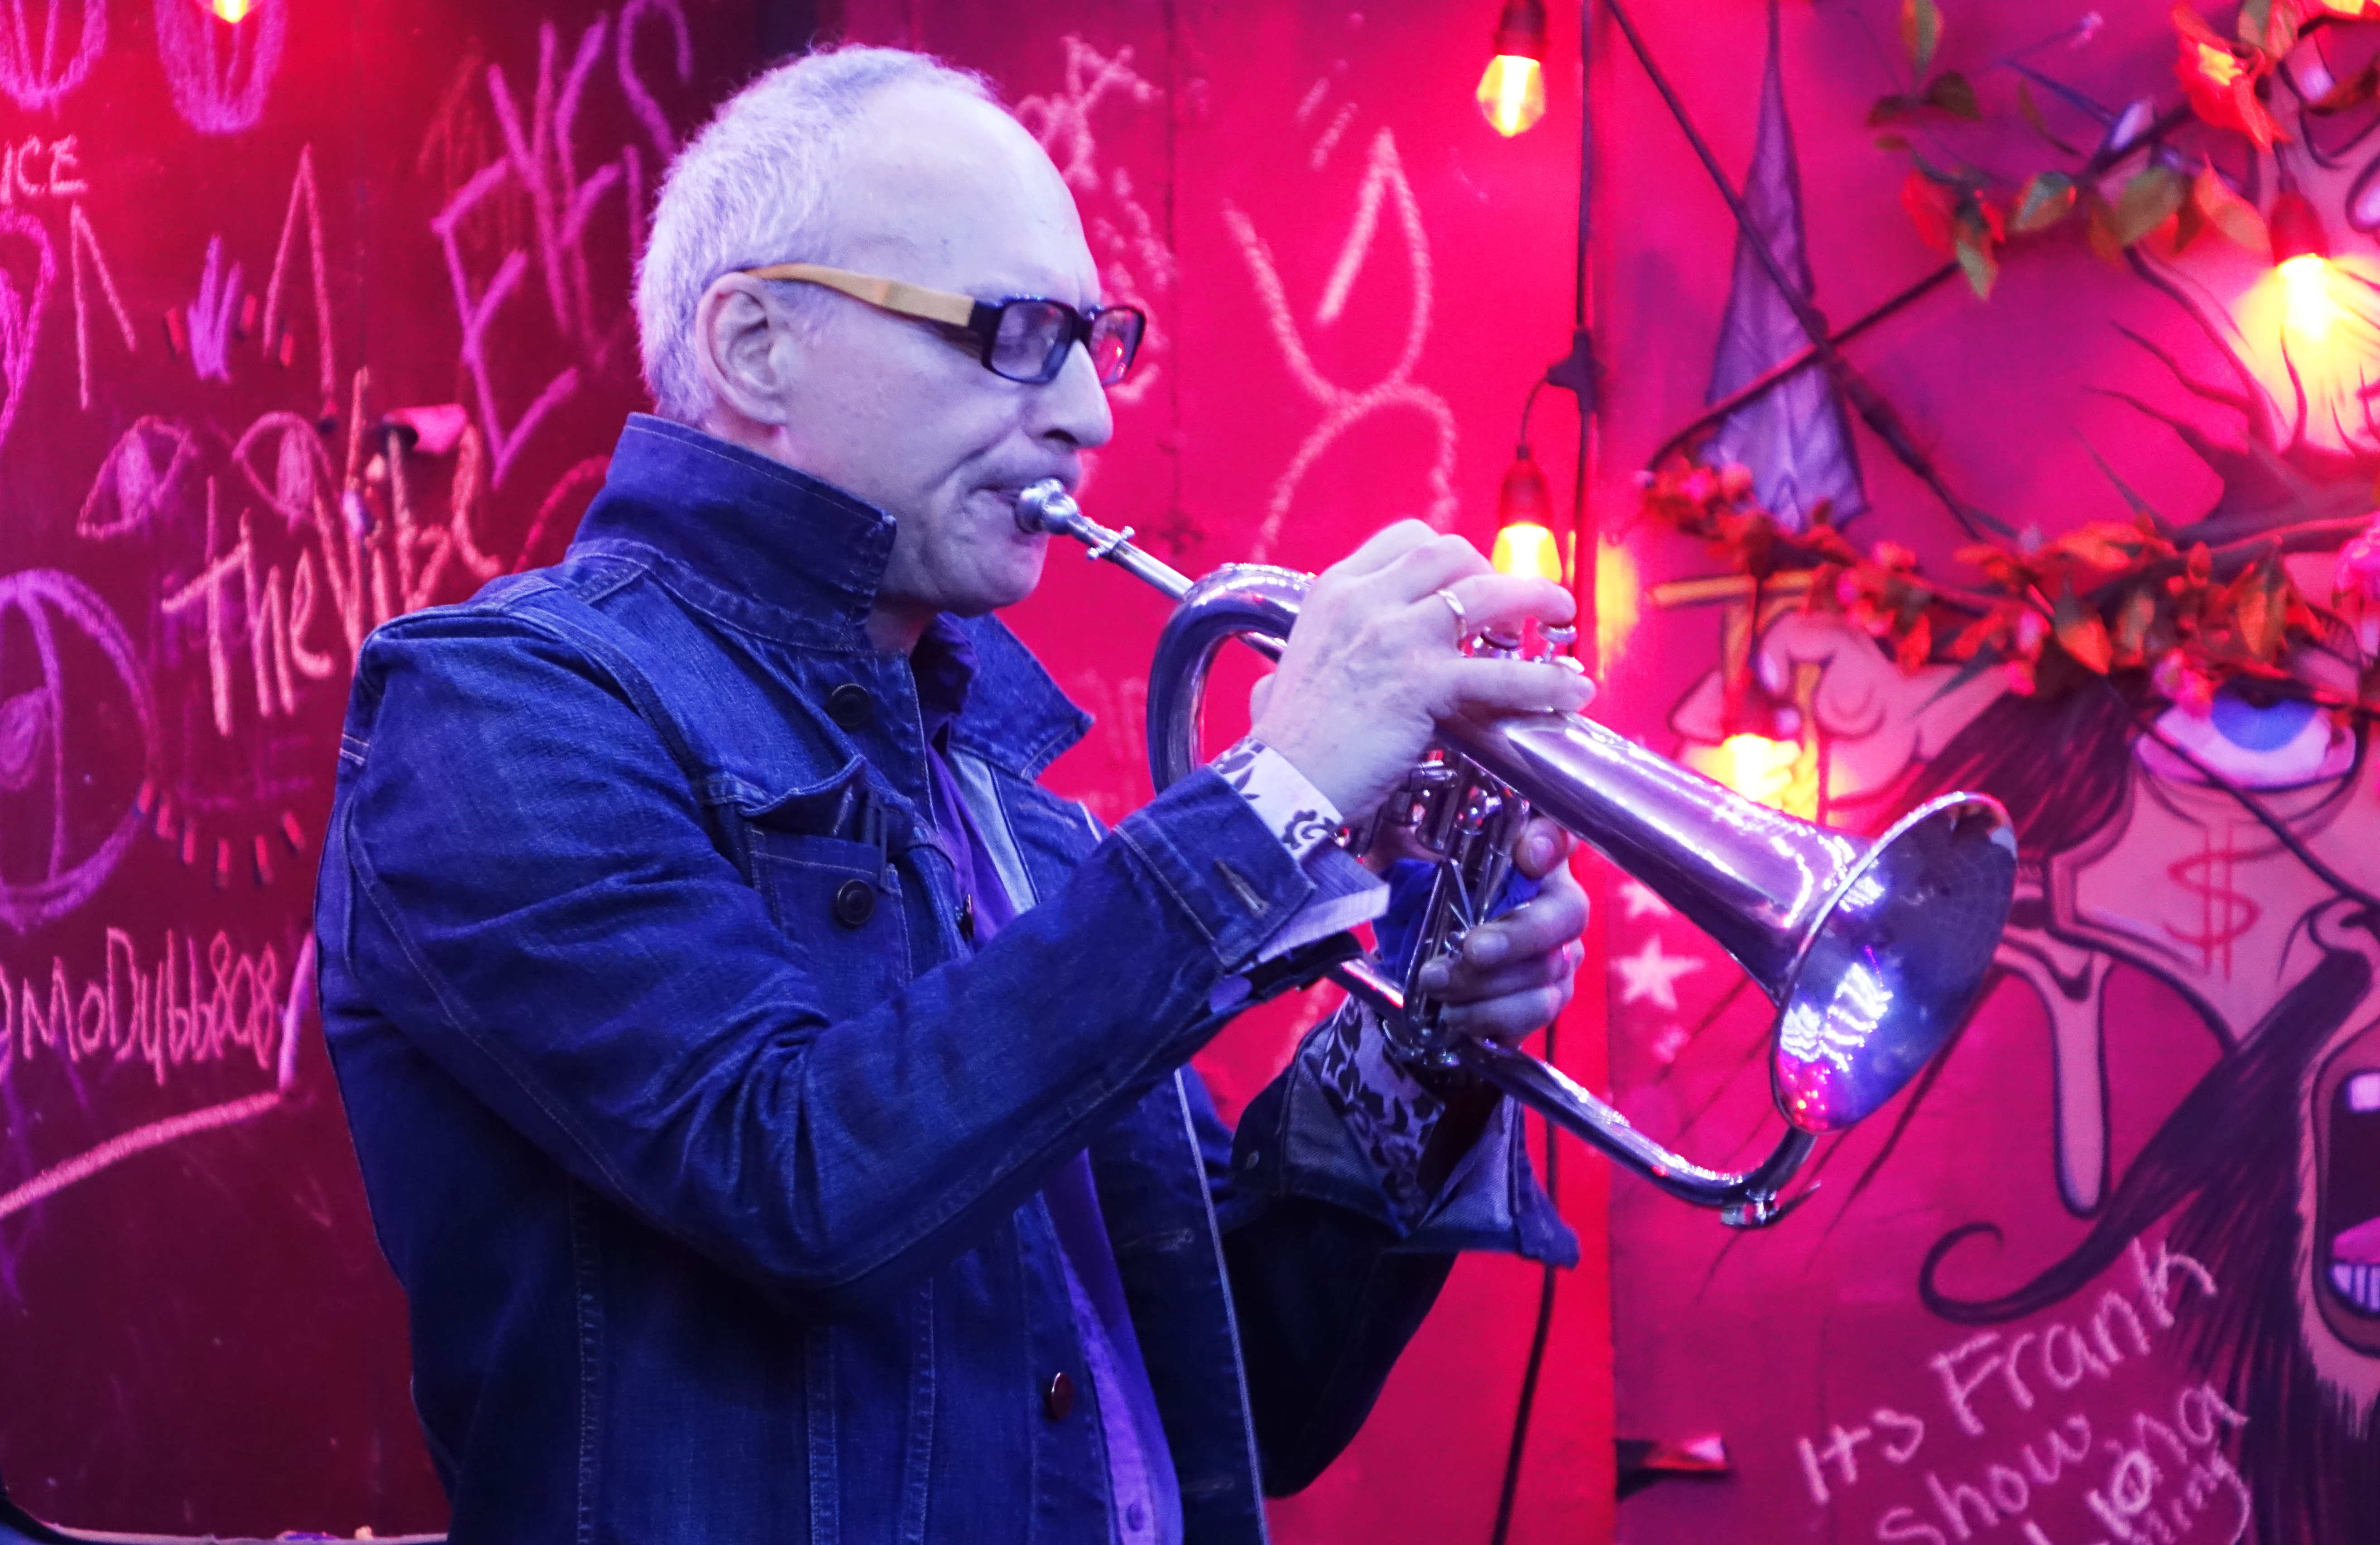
[{"xmin": 1248, "ymin": 521, "xmax": 1594, "ymax": 826}]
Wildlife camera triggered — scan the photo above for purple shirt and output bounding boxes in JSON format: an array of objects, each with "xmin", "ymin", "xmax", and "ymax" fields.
[{"xmin": 914, "ymin": 620, "xmax": 1184, "ymax": 1545}]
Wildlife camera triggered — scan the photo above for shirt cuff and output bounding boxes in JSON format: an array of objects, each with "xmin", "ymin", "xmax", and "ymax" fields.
[{"xmin": 1209, "ymin": 737, "xmax": 1342, "ymax": 862}]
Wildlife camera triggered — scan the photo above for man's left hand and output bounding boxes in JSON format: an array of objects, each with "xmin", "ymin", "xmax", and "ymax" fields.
[{"xmin": 1414, "ymin": 817, "xmax": 1586, "ymax": 1044}]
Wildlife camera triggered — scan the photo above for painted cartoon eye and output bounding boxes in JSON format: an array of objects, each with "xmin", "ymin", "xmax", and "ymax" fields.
[{"xmin": 2142, "ymin": 683, "xmax": 2354, "ymax": 788}]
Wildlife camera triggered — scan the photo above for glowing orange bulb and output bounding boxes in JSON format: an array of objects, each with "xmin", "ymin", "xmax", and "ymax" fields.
[
  {"xmin": 2280, "ymin": 252, "xmax": 2341, "ymax": 342},
  {"xmin": 1491, "ymin": 521, "xmax": 1563, "ymax": 583},
  {"xmin": 1477, "ymin": 54, "xmax": 1546, "ymax": 137},
  {"xmin": 206, "ymin": 0, "xmax": 254, "ymax": 21},
  {"xmin": 1686, "ymin": 733, "xmax": 1812, "ymax": 815}
]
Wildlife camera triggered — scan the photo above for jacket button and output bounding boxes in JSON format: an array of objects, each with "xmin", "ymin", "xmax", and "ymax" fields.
[
  {"xmin": 1043, "ymin": 1370, "xmax": 1074, "ymax": 1421},
  {"xmin": 831, "ymin": 878, "xmax": 876, "ymax": 928},
  {"xmin": 825, "ymin": 682, "xmax": 873, "ymax": 729}
]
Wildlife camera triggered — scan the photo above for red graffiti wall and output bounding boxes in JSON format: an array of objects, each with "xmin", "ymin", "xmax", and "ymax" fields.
[
  {"xmin": 0, "ymin": 1, "xmax": 1621, "ymax": 1540},
  {"xmin": 0, "ymin": 0, "xmax": 755, "ymax": 1532}
]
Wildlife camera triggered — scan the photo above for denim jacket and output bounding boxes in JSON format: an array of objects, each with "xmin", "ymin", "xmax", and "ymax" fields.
[{"xmin": 315, "ymin": 416, "xmax": 1575, "ymax": 1545}]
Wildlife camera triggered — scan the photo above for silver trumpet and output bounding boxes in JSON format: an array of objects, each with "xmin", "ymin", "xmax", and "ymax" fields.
[{"xmin": 1017, "ymin": 481, "xmax": 2017, "ymax": 1227}]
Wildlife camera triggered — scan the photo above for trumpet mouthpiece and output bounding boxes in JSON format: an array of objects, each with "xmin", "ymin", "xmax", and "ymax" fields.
[{"xmin": 1015, "ymin": 478, "xmax": 1078, "ymax": 534}]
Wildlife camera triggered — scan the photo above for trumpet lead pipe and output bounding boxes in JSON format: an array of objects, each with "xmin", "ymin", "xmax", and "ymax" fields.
[{"xmin": 1015, "ymin": 479, "xmax": 1196, "ymax": 601}]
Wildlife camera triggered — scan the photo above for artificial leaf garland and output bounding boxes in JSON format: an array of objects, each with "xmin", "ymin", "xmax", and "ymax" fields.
[
  {"xmin": 1866, "ymin": 0, "xmax": 2380, "ymax": 292},
  {"xmin": 1637, "ymin": 458, "xmax": 2380, "ymax": 717}
]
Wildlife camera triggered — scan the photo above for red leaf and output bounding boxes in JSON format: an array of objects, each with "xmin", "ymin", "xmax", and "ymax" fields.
[
  {"xmin": 2173, "ymin": 3, "xmax": 2286, "ymax": 146},
  {"xmin": 2053, "ymin": 584, "xmax": 2114, "ymax": 673},
  {"xmin": 2048, "ymin": 521, "xmax": 2153, "ymax": 571},
  {"xmin": 2229, "ymin": 550, "xmax": 2293, "ymax": 658},
  {"xmin": 1895, "ymin": 611, "xmax": 1935, "ymax": 671},
  {"xmin": 1902, "ymin": 170, "xmax": 1958, "ymax": 252}
]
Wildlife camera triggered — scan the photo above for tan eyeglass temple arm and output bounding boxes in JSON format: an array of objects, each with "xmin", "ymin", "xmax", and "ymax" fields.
[{"xmin": 739, "ymin": 263, "xmax": 977, "ymax": 328}]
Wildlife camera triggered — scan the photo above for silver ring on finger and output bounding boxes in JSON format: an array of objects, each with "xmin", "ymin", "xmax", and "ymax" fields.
[{"xmin": 1434, "ymin": 587, "xmax": 1469, "ymax": 647}]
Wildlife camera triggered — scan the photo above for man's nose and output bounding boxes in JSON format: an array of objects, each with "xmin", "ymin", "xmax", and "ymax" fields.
[{"xmin": 1031, "ymin": 336, "xmax": 1115, "ymax": 449}]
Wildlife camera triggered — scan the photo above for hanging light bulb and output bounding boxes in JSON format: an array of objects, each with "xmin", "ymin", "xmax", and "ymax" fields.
[
  {"xmin": 2270, "ymin": 190, "xmax": 2342, "ymax": 343},
  {"xmin": 1490, "ymin": 444, "xmax": 1563, "ymax": 581},
  {"xmin": 1477, "ymin": 0, "xmax": 1549, "ymax": 138},
  {"xmin": 205, "ymin": 0, "xmax": 256, "ymax": 20},
  {"xmin": 1689, "ymin": 733, "xmax": 1807, "ymax": 811}
]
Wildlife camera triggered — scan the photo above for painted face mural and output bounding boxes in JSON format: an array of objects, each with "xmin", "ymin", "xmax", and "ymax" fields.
[
  {"xmin": 1607, "ymin": 6, "xmax": 2380, "ymax": 1541},
  {"xmin": 1660, "ymin": 603, "xmax": 2380, "ymax": 1541}
]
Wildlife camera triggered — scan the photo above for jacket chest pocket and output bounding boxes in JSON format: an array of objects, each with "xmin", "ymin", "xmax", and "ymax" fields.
[{"xmin": 747, "ymin": 830, "xmax": 913, "ymax": 1021}]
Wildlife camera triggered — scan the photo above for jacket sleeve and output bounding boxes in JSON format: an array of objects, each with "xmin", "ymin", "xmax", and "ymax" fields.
[
  {"xmin": 320, "ymin": 607, "xmax": 1320, "ymax": 1319},
  {"xmin": 1206, "ymin": 999, "xmax": 1578, "ymax": 1494}
]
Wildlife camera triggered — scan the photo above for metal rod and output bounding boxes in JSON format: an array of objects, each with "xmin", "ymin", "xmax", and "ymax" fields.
[{"xmin": 1643, "ymin": 260, "xmax": 1961, "ymax": 471}]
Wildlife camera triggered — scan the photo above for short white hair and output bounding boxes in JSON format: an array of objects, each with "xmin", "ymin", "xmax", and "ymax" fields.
[{"xmin": 635, "ymin": 45, "xmax": 995, "ymax": 425}]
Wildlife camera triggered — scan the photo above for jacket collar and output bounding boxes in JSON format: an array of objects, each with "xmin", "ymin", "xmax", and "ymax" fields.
[
  {"xmin": 571, "ymin": 415, "xmax": 1091, "ymax": 779},
  {"xmin": 574, "ymin": 415, "xmax": 893, "ymax": 641}
]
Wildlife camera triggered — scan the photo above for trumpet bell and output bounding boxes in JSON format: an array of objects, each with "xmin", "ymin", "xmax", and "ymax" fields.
[
  {"xmin": 1767, "ymin": 792, "xmax": 2015, "ymax": 1130},
  {"xmin": 1436, "ymin": 708, "xmax": 2017, "ymax": 1137}
]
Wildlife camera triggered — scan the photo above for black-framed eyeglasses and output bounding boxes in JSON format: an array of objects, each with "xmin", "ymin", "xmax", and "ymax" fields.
[{"xmin": 739, "ymin": 262, "xmax": 1147, "ymax": 387}]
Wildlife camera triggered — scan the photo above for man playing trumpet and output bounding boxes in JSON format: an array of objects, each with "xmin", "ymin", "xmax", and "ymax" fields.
[{"xmin": 317, "ymin": 45, "xmax": 1591, "ymax": 1544}]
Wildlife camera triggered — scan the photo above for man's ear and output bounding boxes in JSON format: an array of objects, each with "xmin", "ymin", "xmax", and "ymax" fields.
[{"xmin": 694, "ymin": 274, "xmax": 794, "ymax": 427}]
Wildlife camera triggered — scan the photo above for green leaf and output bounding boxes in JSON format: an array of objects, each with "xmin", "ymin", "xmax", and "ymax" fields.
[
  {"xmin": 2192, "ymin": 164, "xmax": 2270, "ymax": 257},
  {"xmin": 2114, "ymin": 584, "xmax": 2158, "ymax": 659},
  {"xmin": 2011, "ymin": 172, "xmax": 2077, "ymax": 234},
  {"xmin": 2015, "ymin": 78, "xmax": 2082, "ymax": 155},
  {"xmin": 1868, "ymin": 94, "xmax": 1919, "ymax": 127},
  {"xmin": 2240, "ymin": 0, "xmax": 2275, "ymax": 49},
  {"xmin": 1903, "ymin": 0, "xmax": 1943, "ymax": 77},
  {"xmin": 2238, "ymin": 0, "xmax": 2298, "ymax": 57},
  {"xmin": 1875, "ymin": 132, "xmax": 1912, "ymax": 151},
  {"xmin": 1924, "ymin": 71, "xmax": 1982, "ymax": 120},
  {"xmin": 1955, "ymin": 219, "xmax": 1999, "ymax": 298},
  {"xmin": 2109, "ymin": 165, "xmax": 2189, "ymax": 248}
]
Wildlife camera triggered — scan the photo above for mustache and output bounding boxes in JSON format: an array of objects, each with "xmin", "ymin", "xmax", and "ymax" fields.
[{"xmin": 1917, "ymin": 947, "xmax": 2371, "ymax": 1325}]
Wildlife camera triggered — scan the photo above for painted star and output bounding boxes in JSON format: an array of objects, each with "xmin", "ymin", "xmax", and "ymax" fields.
[
  {"xmin": 1612, "ymin": 935, "xmax": 1705, "ymax": 1013},
  {"xmin": 1618, "ymin": 879, "xmax": 1675, "ymax": 920}
]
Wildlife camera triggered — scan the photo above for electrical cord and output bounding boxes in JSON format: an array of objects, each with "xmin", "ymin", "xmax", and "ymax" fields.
[{"xmin": 1488, "ymin": 1012, "xmax": 1561, "ymax": 1545}]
